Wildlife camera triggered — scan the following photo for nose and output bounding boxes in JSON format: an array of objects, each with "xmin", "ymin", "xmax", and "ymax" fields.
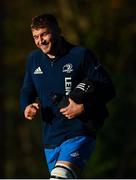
[{"xmin": 39, "ymin": 35, "xmax": 44, "ymax": 44}]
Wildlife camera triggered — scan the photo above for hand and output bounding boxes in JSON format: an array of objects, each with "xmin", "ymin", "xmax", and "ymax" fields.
[
  {"xmin": 24, "ymin": 103, "xmax": 39, "ymax": 120},
  {"xmin": 60, "ymin": 98, "xmax": 84, "ymax": 119}
]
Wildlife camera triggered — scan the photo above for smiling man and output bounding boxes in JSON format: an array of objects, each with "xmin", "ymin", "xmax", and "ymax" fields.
[{"xmin": 20, "ymin": 13, "xmax": 116, "ymax": 179}]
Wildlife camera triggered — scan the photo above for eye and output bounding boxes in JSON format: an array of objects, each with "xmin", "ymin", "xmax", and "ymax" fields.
[
  {"xmin": 33, "ymin": 36, "xmax": 38, "ymax": 40},
  {"xmin": 43, "ymin": 32, "xmax": 48, "ymax": 36},
  {"xmin": 42, "ymin": 31, "xmax": 50, "ymax": 36}
]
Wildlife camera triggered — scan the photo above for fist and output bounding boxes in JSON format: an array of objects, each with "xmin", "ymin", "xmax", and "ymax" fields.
[{"xmin": 24, "ymin": 103, "xmax": 39, "ymax": 120}]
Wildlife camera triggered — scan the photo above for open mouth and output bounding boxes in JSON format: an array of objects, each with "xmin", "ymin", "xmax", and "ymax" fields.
[
  {"xmin": 40, "ymin": 43, "xmax": 49, "ymax": 49},
  {"xmin": 42, "ymin": 41, "xmax": 49, "ymax": 46}
]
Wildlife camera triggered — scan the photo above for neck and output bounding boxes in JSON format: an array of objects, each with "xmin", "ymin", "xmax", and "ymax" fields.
[
  {"xmin": 47, "ymin": 37, "xmax": 63, "ymax": 59},
  {"xmin": 47, "ymin": 54, "xmax": 56, "ymax": 59}
]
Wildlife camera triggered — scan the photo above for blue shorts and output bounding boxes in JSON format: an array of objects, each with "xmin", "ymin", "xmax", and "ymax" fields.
[{"xmin": 44, "ymin": 135, "xmax": 96, "ymax": 172}]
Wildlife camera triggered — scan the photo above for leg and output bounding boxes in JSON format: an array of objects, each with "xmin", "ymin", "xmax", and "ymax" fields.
[
  {"xmin": 44, "ymin": 146, "xmax": 60, "ymax": 173},
  {"xmin": 50, "ymin": 161, "xmax": 78, "ymax": 179},
  {"xmin": 50, "ymin": 135, "xmax": 96, "ymax": 179}
]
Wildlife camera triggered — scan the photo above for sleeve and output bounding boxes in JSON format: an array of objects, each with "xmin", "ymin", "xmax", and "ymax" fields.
[
  {"xmin": 69, "ymin": 48, "xmax": 116, "ymax": 128},
  {"xmin": 20, "ymin": 56, "xmax": 37, "ymax": 113},
  {"xmin": 69, "ymin": 48, "xmax": 116, "ymax": 104}
]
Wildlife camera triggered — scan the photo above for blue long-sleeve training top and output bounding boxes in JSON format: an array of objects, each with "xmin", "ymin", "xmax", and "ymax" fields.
[{"xmin": 20, "ymin": 39, "xmax": 115, "ymax": 148}]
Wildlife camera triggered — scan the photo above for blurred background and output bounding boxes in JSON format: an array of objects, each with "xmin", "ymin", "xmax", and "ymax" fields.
[{"xmin": 0, "ymin": 0, "xmax": 135, "ymax": 178}]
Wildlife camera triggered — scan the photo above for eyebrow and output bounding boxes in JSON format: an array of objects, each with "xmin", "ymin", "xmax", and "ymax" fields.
[{"xmin": 32, "ymin": 30, "xmax": 50, "ymax": 38}]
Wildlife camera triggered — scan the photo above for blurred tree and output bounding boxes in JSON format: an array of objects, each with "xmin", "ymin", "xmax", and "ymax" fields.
[{"xmin": 0, "ymin": 1, "xmax": 6, "ymax": 178}]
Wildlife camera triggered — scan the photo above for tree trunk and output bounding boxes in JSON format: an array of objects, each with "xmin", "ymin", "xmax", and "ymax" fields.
[{"xmin": 0, "ymin": 1, "xmax": 6, "ymax": 178}]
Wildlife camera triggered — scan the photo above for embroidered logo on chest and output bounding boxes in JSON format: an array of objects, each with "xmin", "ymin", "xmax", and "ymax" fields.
[{"xmin": 62, "ymin": 63, "xmax": 73, "ymax": 73}]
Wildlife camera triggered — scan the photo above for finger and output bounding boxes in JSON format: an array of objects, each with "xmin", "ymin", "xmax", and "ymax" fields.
[
  {"xmin": 28, "ymin": 109, "xmax": 37, "ymax": 115},
  {"xmin": 63, "ymin": 112, "xmax": 74, "ymax": 119},
  {"xmin": 68, "ymin": 98, "xmax": 75, "ymax": 105},
  {"xmin": 61, "ymin": 108, "xmax": 72, "ymax": 116},
  {"xmin": 68, "ymin": 98, "xmax": 72, "ymax": 103},
  {"xmin": 25, "ymin": 114, "xmax": 33, "ymax": 120},
  {"xmin": 25, "ymin": 110, "xmax": 36, "ymax": 119},
  {"xmin": 61, "ymin": 111, "xmax": 68, "ymax": 115},
  {"xmin": 31, "ymin": 103, "xmax": 39, "ymax": 110},
  {"xmin": 60, "ymin": 107, "xmax": 69, "ymax": 113},
  {"xmin": 34, "ymin": 103, "xmax": 39, "ymax": 109},
  {"xmin": 28, "ymin": 111, "xmax": 37, "ymax": 118},
  {"xmin": 64, "ymin": 114, "xmax": 70, "ymax": 118},
  {"xmin": 27, "ymin": 117, "xmax": 33, "ymax": 120},
  {"xmin": 67, "ymin": 115, "xmax": 73, "ymax": 119}
]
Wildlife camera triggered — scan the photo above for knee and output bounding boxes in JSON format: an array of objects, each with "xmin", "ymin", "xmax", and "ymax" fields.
[{"xmin": 50, "ymin": 164, "xmax": 77, "ymax": 179}]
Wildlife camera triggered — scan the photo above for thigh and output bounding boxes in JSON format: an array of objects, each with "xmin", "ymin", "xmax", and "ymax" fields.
[
  {"xmin": 44, "ymin": 146, "xmax": 60, "ymax": 172},
  {"xmin": 58, "ymin": 135, "xmax": 96, "ymax": 169}
]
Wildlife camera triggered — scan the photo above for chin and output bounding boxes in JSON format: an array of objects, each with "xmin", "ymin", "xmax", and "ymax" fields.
[
  {"xmin": 42, "ymin": 49, "xmax": 50, "ymax": 54},
  {"xmin": 42, "ymin": 46, "xmax": 52, "ymax": 54},
  {"xmin": 42, "ymin": 49, "xmax": 47, "ymax": 54}
]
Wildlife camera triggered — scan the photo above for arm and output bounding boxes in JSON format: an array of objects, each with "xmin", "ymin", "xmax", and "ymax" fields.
[
  {"xmin": 60, "ymin": 49, "xmax": 116, "ymax": 124},
  {"xmin": 20, "ymin": 57, "xmax": 39, "ymax": 120},
  {"xmin": 69, "ymin": 49, "xmax": 116, "ymax": 104}
]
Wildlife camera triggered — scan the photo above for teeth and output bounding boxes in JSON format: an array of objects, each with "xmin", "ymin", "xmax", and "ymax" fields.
[
  {"xmin": 41, "ymin": 44, "xmax": 48, "ymax": 47},
  {"xmin": 43, "ymin": 42, "xmax": 49, "ymax": 45}
]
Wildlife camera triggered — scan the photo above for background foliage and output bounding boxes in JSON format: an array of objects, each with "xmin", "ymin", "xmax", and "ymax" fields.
[{"xmin": 0, "ymin": 0, "xmax": 135, "ymax": 178}]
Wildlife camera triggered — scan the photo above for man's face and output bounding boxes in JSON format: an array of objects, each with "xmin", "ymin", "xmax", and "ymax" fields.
[{"xmin": 32, "ymin": 27, "xmax": 58, "ymax": 55}]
